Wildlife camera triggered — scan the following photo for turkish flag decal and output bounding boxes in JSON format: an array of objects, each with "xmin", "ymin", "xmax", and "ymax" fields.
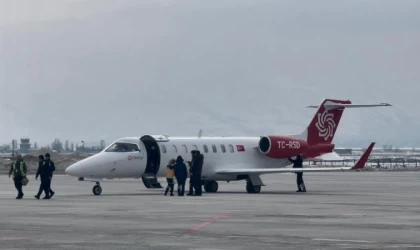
[{"xmin": 236, "ymin": 145, "xmax": 245, "ymax": 152}]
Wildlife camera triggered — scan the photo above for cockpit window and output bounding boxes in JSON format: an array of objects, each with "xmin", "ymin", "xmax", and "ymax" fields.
[{"xmin": 105, "ymin": 143, "xmax": 140, "ymax": 152}]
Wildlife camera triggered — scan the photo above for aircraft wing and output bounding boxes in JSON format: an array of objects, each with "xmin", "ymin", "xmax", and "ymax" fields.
[{"xmin": 216, "ymin": 142, "xmax": 374, "ymax": 175}]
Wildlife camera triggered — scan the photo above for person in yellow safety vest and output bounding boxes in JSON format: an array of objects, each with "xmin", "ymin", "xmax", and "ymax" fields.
[
  {"xmin": 8, "ymin": 153, "xmax": 27, "ymax": 199},
  {"xmin": 164, "ymin": 159, "xmax": 176, "ymax": 196}
]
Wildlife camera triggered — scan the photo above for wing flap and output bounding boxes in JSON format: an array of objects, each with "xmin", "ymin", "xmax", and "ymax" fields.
[{"xmin": 216, "ymin": 166, "xmax": 354, "ymax": 175}]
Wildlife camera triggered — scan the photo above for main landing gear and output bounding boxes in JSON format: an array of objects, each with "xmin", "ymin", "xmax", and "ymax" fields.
[
  {"xmin": 202, "ymin": 179, "xmax": 262, "ymax": 193},
  {"xmin": 202, "ymin": 178, "xmax": 262, "ymax": 194},
  {"xmin": 246, "ymin": 180, "xmax": 261, "ymax": 194},
  {"xmin": 93, "ymin": 182, "xmax": 102, "ymax": 196},
  {"xmin": 204, "ymin": 180, "xmax": 218, "ymax": 193}
]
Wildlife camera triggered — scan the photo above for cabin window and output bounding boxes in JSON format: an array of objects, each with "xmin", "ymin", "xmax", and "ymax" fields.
[
  {"xmin": 212, "ymin": 144, "xmax": 217, "ymax": 153},
  {"xmin": 161, "ymin": 145, "xmax": 167, "ymax": 153},
  {"xmin": 192, "ymin": 144, "xmax": 198, "ymax": 150},
  {"xmin": 221, "ymin": 144, "xmax": 226, "ymax": 153},
  {"xmin": 105, "ymin": 143, "xmax": 139, "ymax": 152},
  {"xmin": 228, "ymin": 144, "xmax": 234, "ymax": 153},
  {"xmin": 182, "ymin": 145, "xmax": 188, "ymax": 154},
  {"xmin": 203, "ymin": 145, "xmax": 209, "ymax": 153},
  {"xmin": 171, "ymin": 145, "xmax": 178, "ymax": 153}
]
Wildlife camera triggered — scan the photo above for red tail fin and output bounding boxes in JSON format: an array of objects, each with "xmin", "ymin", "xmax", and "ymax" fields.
[
  {"xmin": 306, "ymin": 99, "xmax": 351, "ymax": 145},
  {"xmin": 292, "ymin": 99, "xmax": 390, "ymax": 147}
]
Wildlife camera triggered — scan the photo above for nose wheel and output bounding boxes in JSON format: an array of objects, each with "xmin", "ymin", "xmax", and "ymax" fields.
[{"xmin": 93, "ymin": 182, "xmax": 102, "ymax": 196}]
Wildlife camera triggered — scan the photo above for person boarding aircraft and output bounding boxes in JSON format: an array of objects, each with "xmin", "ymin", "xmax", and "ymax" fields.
[{"xmin": 65, "ymin": 98, "xmax": 391, "ymax": 195}]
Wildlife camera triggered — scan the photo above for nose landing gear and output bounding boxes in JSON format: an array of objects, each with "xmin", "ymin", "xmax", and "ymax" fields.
[{"xmin": 93, "ymin": 182, "xmax": 102, "ymax": 195}]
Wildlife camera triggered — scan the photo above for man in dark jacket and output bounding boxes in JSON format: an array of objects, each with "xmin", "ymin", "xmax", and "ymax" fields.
[
  {"xmin": 174, "ymin": 155, "xmax": 188, "ymax": 196},
  {"xmin": 288, "ymin": 155, "xmax": 306, "ymax": 192},
  {"xmin": 186, "ymin": 150, "xmax": 197, "ymax": 196},
  {"xmin": 44, "ymin": 153, "xmax": 56, "ymax": 198},
  {"xmin": 191, "ymin": 151, "xmax": 204, "ymax": 196},
  {"xmin": 8, "ymin": 153, "xmax": 27, "ymax": 199},
  {"xmin": 35, "ymin": 155, "xmax": 50, "ymax": 199}
]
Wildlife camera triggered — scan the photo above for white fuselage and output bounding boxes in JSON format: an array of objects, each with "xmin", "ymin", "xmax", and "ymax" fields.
[{"xmin": 65, "ymin": 135, "xmax": 291, "ymax": 181}]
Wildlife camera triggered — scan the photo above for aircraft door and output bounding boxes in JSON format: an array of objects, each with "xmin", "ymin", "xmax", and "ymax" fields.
[{"xmin": 140, "ymin": 135, "xmax": 163, "ymax": 189}]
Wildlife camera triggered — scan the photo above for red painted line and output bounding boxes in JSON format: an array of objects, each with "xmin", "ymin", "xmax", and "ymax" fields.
[
  {"xmin": 189, "ymin": 221, "xmax": 212, "ymax": 232},
  {"xmin": 185, "ymin": 212, "xmax": 232, "ymax": 233}
]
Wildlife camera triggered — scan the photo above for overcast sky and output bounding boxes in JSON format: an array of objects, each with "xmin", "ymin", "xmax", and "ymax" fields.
[{"xmin": 1, "ymin": 0, "xmax": 419, "ymax": 147}]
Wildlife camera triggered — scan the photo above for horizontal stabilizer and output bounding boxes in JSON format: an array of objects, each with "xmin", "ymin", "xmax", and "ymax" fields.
[
  {"xmin": 216, "ymin": 142, "xmax": 375, "ymax": 175},
  {"xmin": 307, "ymin": 103, "xmax": 391, "ymax": 109}
]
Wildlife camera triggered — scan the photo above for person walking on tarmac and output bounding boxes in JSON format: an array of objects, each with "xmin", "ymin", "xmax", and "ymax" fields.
[
  {"xmin": 35, "ymin": 155, "xmax": 51, "ymax": 199},
  {"xmin": 288, "ymin": 155, "xmax": 306, "ymax": 192},
  {"xmin": 164, "ymin": 159, "xmax": 176, "ymax": 196},
  {"xmin": 8, "ymin": 153, "xmax": 28, "ymax": 199},
  {"xmin": 191, "ymin": 150, "xmax": 204, "ymax": 196},
  {"xmin": 44, "ymin": 153, "xmax": 55, "ymax": 198},
  {"xmin": 186, "ymin": 150, "xmax": 197, "ymax": 196},
  {"xmin": 173, "ymin": 156, "xmax": 188, "ymax": 196}
]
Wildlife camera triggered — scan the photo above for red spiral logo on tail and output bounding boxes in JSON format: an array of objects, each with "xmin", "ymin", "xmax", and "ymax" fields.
[{"xmin": 315, "ymin": 110, "xmax": 336, "ymax": 141}]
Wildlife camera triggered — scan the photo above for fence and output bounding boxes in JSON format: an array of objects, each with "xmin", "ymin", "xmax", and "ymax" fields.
[{"xmin": 309, "ymin": 158, "xmax": 420, "ymax": 170}]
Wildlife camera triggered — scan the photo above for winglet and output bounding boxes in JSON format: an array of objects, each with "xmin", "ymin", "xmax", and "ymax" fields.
[{"xmin": 351, "ymin": 142, "xmax": 375, "ymax": 170}]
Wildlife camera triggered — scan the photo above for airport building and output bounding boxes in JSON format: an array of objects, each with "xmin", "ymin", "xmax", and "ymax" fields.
[{"xmin": 19, "ymin": 138, "xmax": 31, "ymax": 153}]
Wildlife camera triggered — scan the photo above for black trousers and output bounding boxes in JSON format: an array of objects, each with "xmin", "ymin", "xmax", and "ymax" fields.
[
  {"xmin": 165, "ymin": 178, "xmax": 174, "ymax": 194},
  {"xmin": 177, "ymin": 180, "xmax": 186, "ymax": 196},
  {"xmin": 296, "ymin": 173, "xmax": 304, "ymax": 187},
  {"xmin": 36, "ymin": 177, "xmax": 50, "ymax": 197},
  {"xmin": 187, "ymin": 177, "xmax": 193, "ymax": 194},
  {"xmin": 13, "ymin": 176, "xmax": 23, "ymax": 196},
  {"xmin": 192, "ymin": 176, "xmax": 202, "ymax": 195},
  {"xmin": 49, "ymin": 177, "xmax": 54, "ymax": 194}
]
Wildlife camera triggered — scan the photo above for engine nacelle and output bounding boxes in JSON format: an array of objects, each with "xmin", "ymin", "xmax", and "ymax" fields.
[{"xmin": 258, "ymin": 136, "xmax": 309, "ymax": 159}]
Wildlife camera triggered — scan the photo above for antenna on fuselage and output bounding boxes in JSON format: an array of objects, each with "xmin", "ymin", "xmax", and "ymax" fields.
[{"xmin": 198, "ymin": 129, "xmax": 202, "ymax": 138}]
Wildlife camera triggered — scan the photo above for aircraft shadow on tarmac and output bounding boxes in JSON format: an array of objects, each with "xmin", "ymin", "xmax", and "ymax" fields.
[
  {"xmin": 215, "ymin": 190, "xmax": 356, "ymax": 196},
  {"xmin": 0, "ymin": 192, "xmax": 360, "ymax": 200},
  {"xmin": 57, "ymin": 190, "xmax": 359, "ymax": 197},
  {"xmin": 64, "ymin": 192, "xmax": 163, "ymax": 197}
]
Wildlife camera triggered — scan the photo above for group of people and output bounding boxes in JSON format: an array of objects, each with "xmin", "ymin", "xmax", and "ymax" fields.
[
  {"xmin": 164, "ymin": 150, "xmax": 204, "ymax": 196},
  {"xmin": 8, "ymin": 152, "xmax": 56, "ymax": 199},
  {"xmin": 163, "ymin": 151, "xmax": 305, "ymax": 195}
]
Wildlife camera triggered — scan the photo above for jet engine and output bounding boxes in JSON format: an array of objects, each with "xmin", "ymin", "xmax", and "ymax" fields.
[{"xmin": 258, "ymin": 136, "xmax": 309, "ymax": 159}]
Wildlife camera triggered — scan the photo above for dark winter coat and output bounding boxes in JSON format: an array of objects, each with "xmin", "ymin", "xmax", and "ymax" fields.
[
  {"xmin": 44, "ymin": 159, "xmax": 56, "ymax": 178},
  {"xmin": 36, "ymin": 161, "xmax": 50, "ymax": 179},
  {"xmin": 174, "ymin": 161, "xmax": 188, "ymax": 182},
  {"xmin": 288, "ymin": 156, "xmax": 303, "ymax": 168},
  {"xmin": 192, "ymin": 154, "xmax": 204, "ymax": 176}
]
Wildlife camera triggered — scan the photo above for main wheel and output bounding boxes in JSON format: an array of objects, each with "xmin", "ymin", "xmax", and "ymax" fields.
[
  {"xmin": 204, "ymin": 180, "xmax": 219, "ymax": 193},
  {"xmin": 93, "ymin": 185, "xmax": 102, "ymax": 195},
  {"xmin": 246, "ymin": 181, "xmax": 261, "ymax": 193}
]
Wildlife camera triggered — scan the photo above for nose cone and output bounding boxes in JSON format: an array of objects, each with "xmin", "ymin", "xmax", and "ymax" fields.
[{"xmin": 65, "ymin": 162, "xmax": 82, "ymax": 176}]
